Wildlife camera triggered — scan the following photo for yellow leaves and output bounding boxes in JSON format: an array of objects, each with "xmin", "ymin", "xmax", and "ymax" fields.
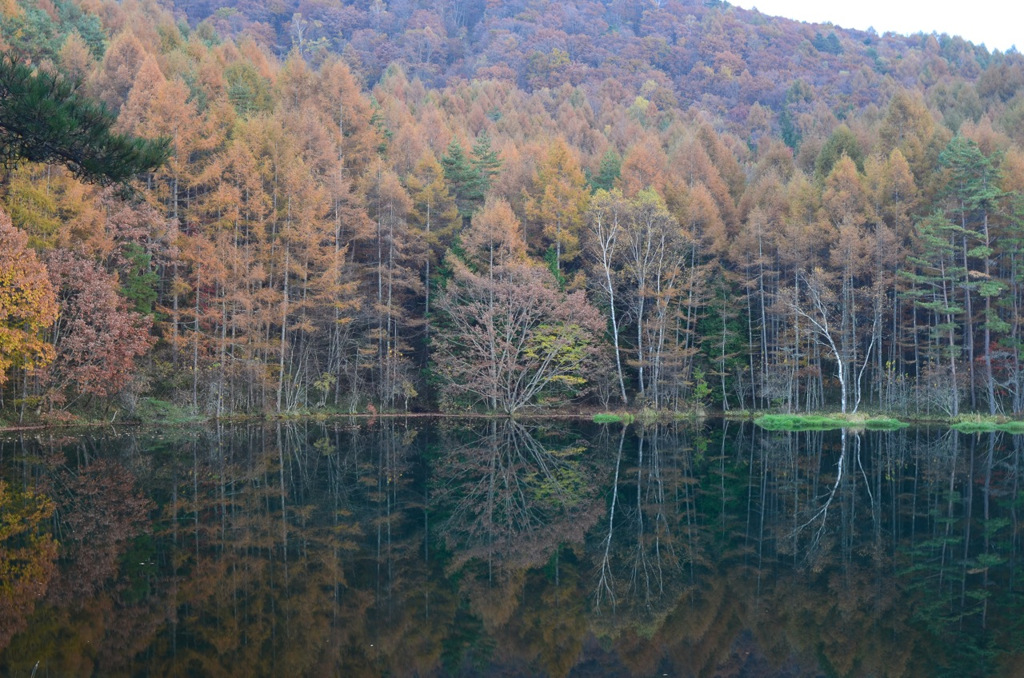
[
  {"xmin": 0, "ymin": 209, "xmax": 59, "ymax": 386},
  {"xmin": 524, "ymin": 138, "xmax": 588, "ymax": 267},
  {"xmin": 464, "ymin": 197, "xmax": 527, "ymax": 269}
]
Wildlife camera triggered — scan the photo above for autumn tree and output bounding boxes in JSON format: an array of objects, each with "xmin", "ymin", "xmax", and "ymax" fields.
[
  {"xmin": 433, "ymin": 259, "xmax": 603, "ymax": 414},
  {"xmin": 523, "ymin": 138, "xmax": 589, "ymax": 274},
  {"xmin": 362, "ymin": 161, "xmax": 422, "ymax": 407},
  {"xmin": 43, "ymin": 250, "xmax": 154, "ymax": 407},
  {"xmin": 0, "ymin": 208, "xmax": 57, "ymax": 391},
  {"xmin": 405, "ymin": 152, "xmax": 459, "ymax": 318},
  {"xmin": 461, "ymin": 196, "xmax": 528, "ymax": 273},
  {"xmin": 878, "ymin": 90, "xmax": 949, "ymax": 211}
]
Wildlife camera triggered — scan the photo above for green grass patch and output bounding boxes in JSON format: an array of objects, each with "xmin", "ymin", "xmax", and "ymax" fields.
[
  {"xmin": 755, "ymin": 413, "xmax": 909, "ymax": 431},
  {"xmin": 952, "ymin": 420, "xmax": 1024, "ymax": 434},
  {"xmin": 592, "ymin": 412, "xmax": 635, "ymax": 424}
]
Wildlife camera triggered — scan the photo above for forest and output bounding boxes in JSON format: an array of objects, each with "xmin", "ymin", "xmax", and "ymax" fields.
[{"xmin": 3, "ymin": 0, "xmax": 1024, "ymax": 419}]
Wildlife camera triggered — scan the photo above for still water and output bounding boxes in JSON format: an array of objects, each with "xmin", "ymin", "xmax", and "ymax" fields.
[{"xmin": 1, "ymin": 419, "xmax": 1023, "ymax": 677}]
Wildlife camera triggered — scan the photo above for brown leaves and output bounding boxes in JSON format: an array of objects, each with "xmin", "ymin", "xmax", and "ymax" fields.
[{"xmin": 42, "ymin": 249, "xmax": 154, "ymax": 402}]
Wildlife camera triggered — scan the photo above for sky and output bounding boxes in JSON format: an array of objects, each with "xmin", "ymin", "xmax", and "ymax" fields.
[{"xmin": 729, "ymin": 1, "xmax": 1022, "ymax": 53}]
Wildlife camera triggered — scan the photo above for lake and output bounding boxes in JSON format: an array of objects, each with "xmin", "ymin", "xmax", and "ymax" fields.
[{"xmin": 1, "ymin": 418, "xmax": 1022, "ymax": 677}]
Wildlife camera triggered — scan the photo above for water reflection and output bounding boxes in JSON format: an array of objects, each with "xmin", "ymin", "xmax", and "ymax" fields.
[
  {"xmin": 434, "ymin": 419, "xmax": 601, "ymax": 571},
  {"xmin": 1, "ymin": 421, "xmax": 1023, "ymax": 676}
]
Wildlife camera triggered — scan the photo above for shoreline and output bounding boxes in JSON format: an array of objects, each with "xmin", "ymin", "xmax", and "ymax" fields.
[{"xmin": 3, "ymin": 405, "xmax": 1022, "ymax": 435}]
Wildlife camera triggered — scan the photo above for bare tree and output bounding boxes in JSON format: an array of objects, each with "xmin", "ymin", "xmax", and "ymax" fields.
[{"xmin": 433, "ymin": 260, "xmax": 603, "ymax": 413}]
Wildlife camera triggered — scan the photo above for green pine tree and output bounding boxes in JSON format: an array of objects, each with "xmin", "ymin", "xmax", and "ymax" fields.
[
  {"xmin": 442, "ymin": 139, "xmax": 485, "ymax": 225},
  {"xmin": 470, "ymin": 131, "xmax": 501, "ymax": 193},
  {"xmin": 591, "ymin": 149, "xmax": 621, "ymax": 192},
  {"xmin": 0, "ymin": 55, "xmax": 170, "ymax": 188}
]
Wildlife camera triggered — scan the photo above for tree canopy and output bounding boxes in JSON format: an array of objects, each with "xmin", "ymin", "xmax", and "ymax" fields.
[{"xmin": 0, "ymin": 54, "xmax": 169, "ymax": 187}]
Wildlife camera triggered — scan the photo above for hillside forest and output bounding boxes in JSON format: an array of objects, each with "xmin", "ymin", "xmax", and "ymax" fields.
[{"xmin": 3, "ymin": 0, "xmax": 1024, "ymax": 419}]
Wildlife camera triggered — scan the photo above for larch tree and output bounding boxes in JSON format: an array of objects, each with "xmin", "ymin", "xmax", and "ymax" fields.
[
  {"xmin": 461, "ymin": 196, "xmax": 528, "ymax": 274},
  {"xmin": 405, "ymin": 152, "xmax": 459, "ymax": 319},
  {"xmin": 878, "ymin": 89, "xmax": 946, "ymax": 190},
  {"xmin": 666, "ymin": 182, "xmax": 726, "ymax": 405},
  {"xmin": 523, "ymin": 138, "xmax": 589, "ymax": 275},
  {"xmin": 619, "ymin": 134, "xmax": 669, "ymax": 198},
  {"xmin": 822, "ymin": 155, "xmax": 876, "ymax": 412},
  {"xmin": 92, "ymin": 30, "xmax": 148, "ymax": 112},
  {"xmin": 362, "ymin": 162, "xmax": 422, "ymax": 408},
  {"xmin": 117, "ymin": 54, "xmax": 212, "ymax": 231}
]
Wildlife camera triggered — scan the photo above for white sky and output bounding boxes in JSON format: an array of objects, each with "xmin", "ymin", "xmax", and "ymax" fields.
[{"xmin": 730, "ymin": 1, "xmax": 1022, "ymax": 53}]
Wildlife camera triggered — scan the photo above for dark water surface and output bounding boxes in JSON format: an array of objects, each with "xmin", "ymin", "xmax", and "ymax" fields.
[{"xmin": 2, "ymin": 419, "xmax": 1023, "ymax": 677}]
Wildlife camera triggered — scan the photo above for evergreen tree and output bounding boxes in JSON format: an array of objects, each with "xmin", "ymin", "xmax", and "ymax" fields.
[
  {"xmin": 591, "ymin": 149, "xmax": 621, "ymax": 192},
  {"xmin": 442, "ymin": 139, "xmax": 485, "ymax": 225},
  {"xmin": 903, "ymin": 212, "xmax": 967, "ymax": 416},
  {"xmin": 940, "ymin": 136, "xmax": 1005, "ymax": 414},
  {"xmin": 470, "ymin": 131, "xmax": 501, "ymax": 193},
  {"xmin": 0, "ymin": 55, "xmax": 169, "ymax": 188}
]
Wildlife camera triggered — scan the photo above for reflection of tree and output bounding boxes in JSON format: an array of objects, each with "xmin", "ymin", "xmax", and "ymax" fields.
[
  {"xmin": 44, "ymin": 457, "xmax": 154, "ymax": 604},
  {"xmin": 590, "ymin": 421, "xmax": 754, "ymax": 675},
  {"xmin": 589, "ymin": 424, "xmax": 1024, "ymax": 677},
  {"xmin": 594, "ymin": 427, "xmax": 625, "ymax": 611},
  {"xmin": 3, "ymin": 422, "xmax": 1024, "ymax": 676},
  {"xmin": 434, "ymin": 419, "xmax": 601, "ymax": 572},
  {"xmin": 0, "ymin": 440, "xmax": 155, "ymax": 676},
  {"xmin": 0, "ymin": 480, "xmax": 57, "ymax": 652},
  {"xmin": 787, "ymin": 428, "xmax": 884, "ymax": 567},
  {"xmin": 601, "ymin": 423, "xmax": 718, "ymax": 627},
  {"xmin": 432, "ymin": 420, "xmax": 603, "ymax": 677}
]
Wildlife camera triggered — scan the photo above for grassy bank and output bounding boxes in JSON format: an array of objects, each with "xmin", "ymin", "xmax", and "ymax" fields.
[
  {"xmin": 4, "ymin": 400, "xmax": 1022, "ymax": 435},
  {"xmin": 754, "ymin": 413, "xmax": 909, "ymax": 431},
  {"xmin": 751, "ymin": 411, "xmax": 1024, "ymax": 433},
  {"xmin": 592, "ymin": 412, "xmax": 635, "ymax": 424}
]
